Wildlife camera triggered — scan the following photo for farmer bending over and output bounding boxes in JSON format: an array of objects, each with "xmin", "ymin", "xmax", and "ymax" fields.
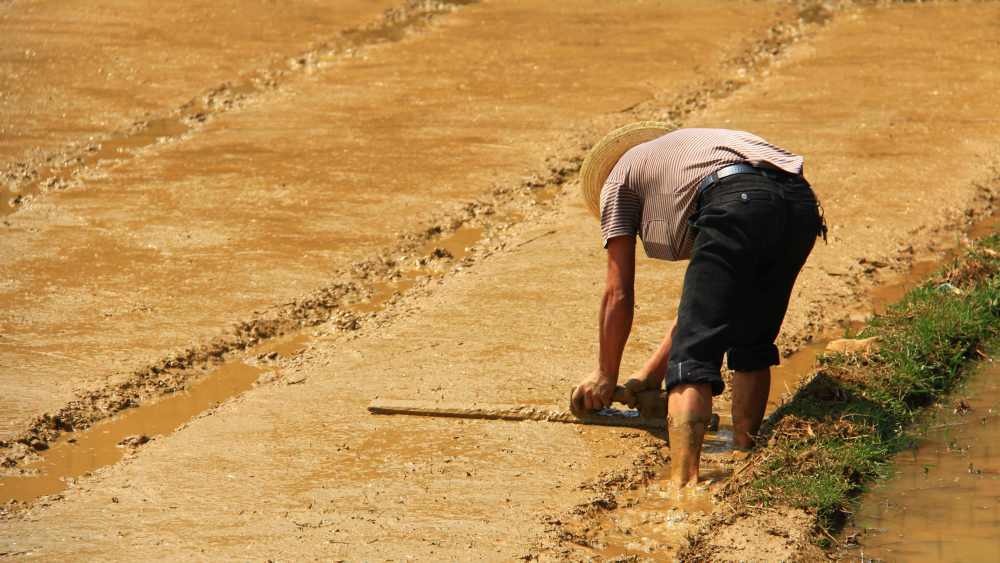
[{"xmin": 572, "ymin": 125, "xmax": 826, "ymax": 485}]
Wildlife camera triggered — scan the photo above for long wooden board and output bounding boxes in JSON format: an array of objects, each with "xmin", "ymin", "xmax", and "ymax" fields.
[{"xmin": 368, "ymin": 399, "xmax": 724, "ymax": 430}]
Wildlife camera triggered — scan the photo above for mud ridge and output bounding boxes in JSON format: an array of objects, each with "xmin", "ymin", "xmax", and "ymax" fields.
[
  {"xmin": 0, "ymin": 0, "xmax": 844, "ymax": 484},
  {"xmin": 618, "ymin": 0, "xmax": 840, "ymax": 128},
  {"xmin": 0, "ymin": 151, "xmax": 579, "ymax": 472},
  {"xmin": 1, "ymin": 0, "xmax": 477, "ymax": 217},
  {"xmin": 842, "ymin": 178, "xmax": 999, "ymax": 299}
]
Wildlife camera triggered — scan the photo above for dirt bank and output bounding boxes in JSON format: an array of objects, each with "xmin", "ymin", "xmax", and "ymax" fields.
[{"xmin": 3, "ymin": 0, "xmax": 1000, "ymax": 560}]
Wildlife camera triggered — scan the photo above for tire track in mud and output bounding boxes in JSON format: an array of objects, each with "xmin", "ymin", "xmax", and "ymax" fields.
[
  {"xmin": 0, "ymin": 0, "xmax": 829, "ymax": 485},
  {"xmin": 1, "ymin": 0, "xmax": 477, "ymax": 217}
]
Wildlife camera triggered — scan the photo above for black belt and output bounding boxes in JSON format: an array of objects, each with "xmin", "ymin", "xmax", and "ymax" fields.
[{"xmin": 697, "ymin": 163, "xmax": 799, "ymax": 193}]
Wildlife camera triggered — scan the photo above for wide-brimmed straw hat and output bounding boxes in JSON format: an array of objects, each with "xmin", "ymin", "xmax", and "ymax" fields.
[{"xmin": 580, "ymin": 121, "xmax": 671, "ymax": 217}]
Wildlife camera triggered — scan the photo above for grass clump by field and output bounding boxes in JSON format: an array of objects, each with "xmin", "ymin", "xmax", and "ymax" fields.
[{"xmin": 727, "ymin": 233, "xmax": 1000, "ymax": 542}]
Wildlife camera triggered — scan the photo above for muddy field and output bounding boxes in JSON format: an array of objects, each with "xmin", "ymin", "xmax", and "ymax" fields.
[{"xmin": 2, "ymin": 0, "xmax": 1000, "ymax": 560}]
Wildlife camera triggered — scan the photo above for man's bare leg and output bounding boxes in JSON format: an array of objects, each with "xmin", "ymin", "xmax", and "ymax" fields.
[
  {"xmin": 731, "ymin": 369, "xmax": 770, "ymax": 450},
  {"xmin": 667, "ymin": 383, "xmax": 712, "ymax": 486}
]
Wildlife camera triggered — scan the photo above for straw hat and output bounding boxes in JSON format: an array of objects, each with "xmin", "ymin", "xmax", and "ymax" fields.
[{"xmin": 580, "ymin": 121, "xmax": 671, "ymax": 217}]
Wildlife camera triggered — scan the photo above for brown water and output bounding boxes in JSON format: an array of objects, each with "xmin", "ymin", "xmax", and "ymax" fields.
[
  {"xmin": 3, "ymin": 2, "xmax": 1000, "ymax": 558},
  {"xmin": 585, "ymin": 347, "xmax": 815, "ymax": 560},
  {"xmin": 770, "ymin": 215, "xmax": 1000, "ymax": 409},
  {"xmin": 770, "ymin": 339, "xmax": 830, "ymax": 408},
  {"xmin": 0, "ymin": 333, "xmax": 312, "ymax": 504},
  {"xmin": 590, "ymin": 467, "xmax": 724, "ymax": 560},
  {"xmin": 868, "ymin": 259, "xmax": 940, "ymax": 317},
  {"xmin": 851, "ymin": 359, "xmax": 1000, "ymax": 562},
  {"xmin": 865, "ymin": 213, "xmax": 999, "ymax": 323},
  {"xmin": 6, "ymin": 117, "xmax": 194, "ymax": 214},
  {"xmin": 0, "ymin": 360, "xmax": 264, "ymax": 503},
  {"xmin": 353, "ymin": 224, "xmax": 483, "ymax": 314}
]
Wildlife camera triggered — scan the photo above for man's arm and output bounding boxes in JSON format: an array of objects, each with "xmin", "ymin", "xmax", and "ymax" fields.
[
  {"xmin": 575, "ymin": 235, "xmax": 636, "ymax": 410},
  {"xmin": 598, "ymin": 236, "xmax": 637, "ymax": 380},
  {"xmin": 627, "ymin": 319, "xmax": 676, "ymax": 392}
]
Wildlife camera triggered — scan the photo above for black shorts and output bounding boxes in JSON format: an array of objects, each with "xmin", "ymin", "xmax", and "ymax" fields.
[{"xmin": 665, "ymin": 171, "xmax": 824, "ymax": 396}]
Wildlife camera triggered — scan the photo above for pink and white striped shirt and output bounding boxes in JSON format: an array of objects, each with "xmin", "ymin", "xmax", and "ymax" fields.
[{"xmin": 600, "ymin": 128, "xmax": 804, "ymax": 261}]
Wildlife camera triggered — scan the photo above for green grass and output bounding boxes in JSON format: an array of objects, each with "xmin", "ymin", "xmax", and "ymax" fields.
[{"xmin": 732, "ymin": 234, "xmax": 1000, "ymax": 539}]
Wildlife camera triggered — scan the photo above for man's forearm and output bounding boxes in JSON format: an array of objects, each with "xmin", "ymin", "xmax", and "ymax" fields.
[
  {"xmin": 598, "ymin": 288, "xmax": 633, "ymax": 381},
  {"xmin": 637, "ymin": 319, "xmax": 676, "ymax": 385}
]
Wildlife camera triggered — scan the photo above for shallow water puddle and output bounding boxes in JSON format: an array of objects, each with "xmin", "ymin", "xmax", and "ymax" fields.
[
  {"xmin": 866, "ymin": 259, "xmax": 940, "ymax": 318},
  {"xmin": 771, "ymin": 212, "xmax": 1000, "ymax": 408},
  {"xmin": 2, "ymin": 207, "xmax": 991, "ymax": 509},
  {"xmin": 866, "ymin": 212, "xmax": 999, "ymax": 322},
  {"xmin": 0, "ymin": 361, "xmax": 263, "ymax": 503},
  {"xmin": 420, "ymin": 225, "xmax": 484, "ymax": 259},
  {"xmin": 5, "ymin": 115, "xmax": 200, "ymax": 217},
  {"xmin": 0, "ymin": 334, "xmax": 312, "ymax": 504},
  {"xmin": 770, "ymin": 339, "xmax": 829, "ymax": 408},
  {"xmin": 589, "ymin": 448, "xmax": 731, "ymax": 559},
  {"xmin": 354, "ymin": 224, "xmax": 483, "ymax": 314},
  {"xmin": 850, "ymin": 359, "xmax": 1000, "ymax": 562}
]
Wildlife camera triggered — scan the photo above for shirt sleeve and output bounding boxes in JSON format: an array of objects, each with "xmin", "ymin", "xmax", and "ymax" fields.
[{"xmin": 600, "ymin": 180, "xmax": 641, "ymax": 247}]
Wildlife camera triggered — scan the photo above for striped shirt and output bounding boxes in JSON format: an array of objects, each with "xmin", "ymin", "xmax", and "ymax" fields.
[{"xmin": 600, "ymin": 128, "xmax": 804, "ymax": 261}]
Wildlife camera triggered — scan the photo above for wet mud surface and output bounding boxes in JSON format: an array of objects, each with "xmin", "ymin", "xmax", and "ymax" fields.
[
  {"xmin": 1, "ymin": 0, "xmax": 482, "ymax": 218},
  {"xmin": 849, "ymin": 359, "xmax": 1000, "ymax": 562},
  {"xmin": 0, "ymin": 0, "xmax": 397, "ymax": 158},
  {"xmin": 2, "ymin": 0, "xmax": 1000, "ymax": 560},
  {"xmin": 0, "ymin": 0, "xmax": 783, "ymax": 448},
  {"xmin": 0, "ymin": 333, "xmax": 310, "ymax": 504}
]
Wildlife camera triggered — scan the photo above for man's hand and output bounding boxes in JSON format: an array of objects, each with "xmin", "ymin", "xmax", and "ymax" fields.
[
  {"xmin": 621, "ymin": 375, "xmax": 659, "ymax": 408},
  {"xmin": 624, "ymin": 319, "xmax": 675, "ymax": 405},
  {"xmin": 572, "ymin": 371, "xmax": 617, "ymax": 412}
]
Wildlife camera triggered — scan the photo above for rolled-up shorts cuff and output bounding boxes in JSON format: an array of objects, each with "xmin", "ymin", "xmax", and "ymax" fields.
[
  {"xmin": 666, "ymin": 360, "xmax": 725, "ymax": 396},
  {"xmin": 727, "ymin": 343, "xmax": 780, "ymax": 372}
]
